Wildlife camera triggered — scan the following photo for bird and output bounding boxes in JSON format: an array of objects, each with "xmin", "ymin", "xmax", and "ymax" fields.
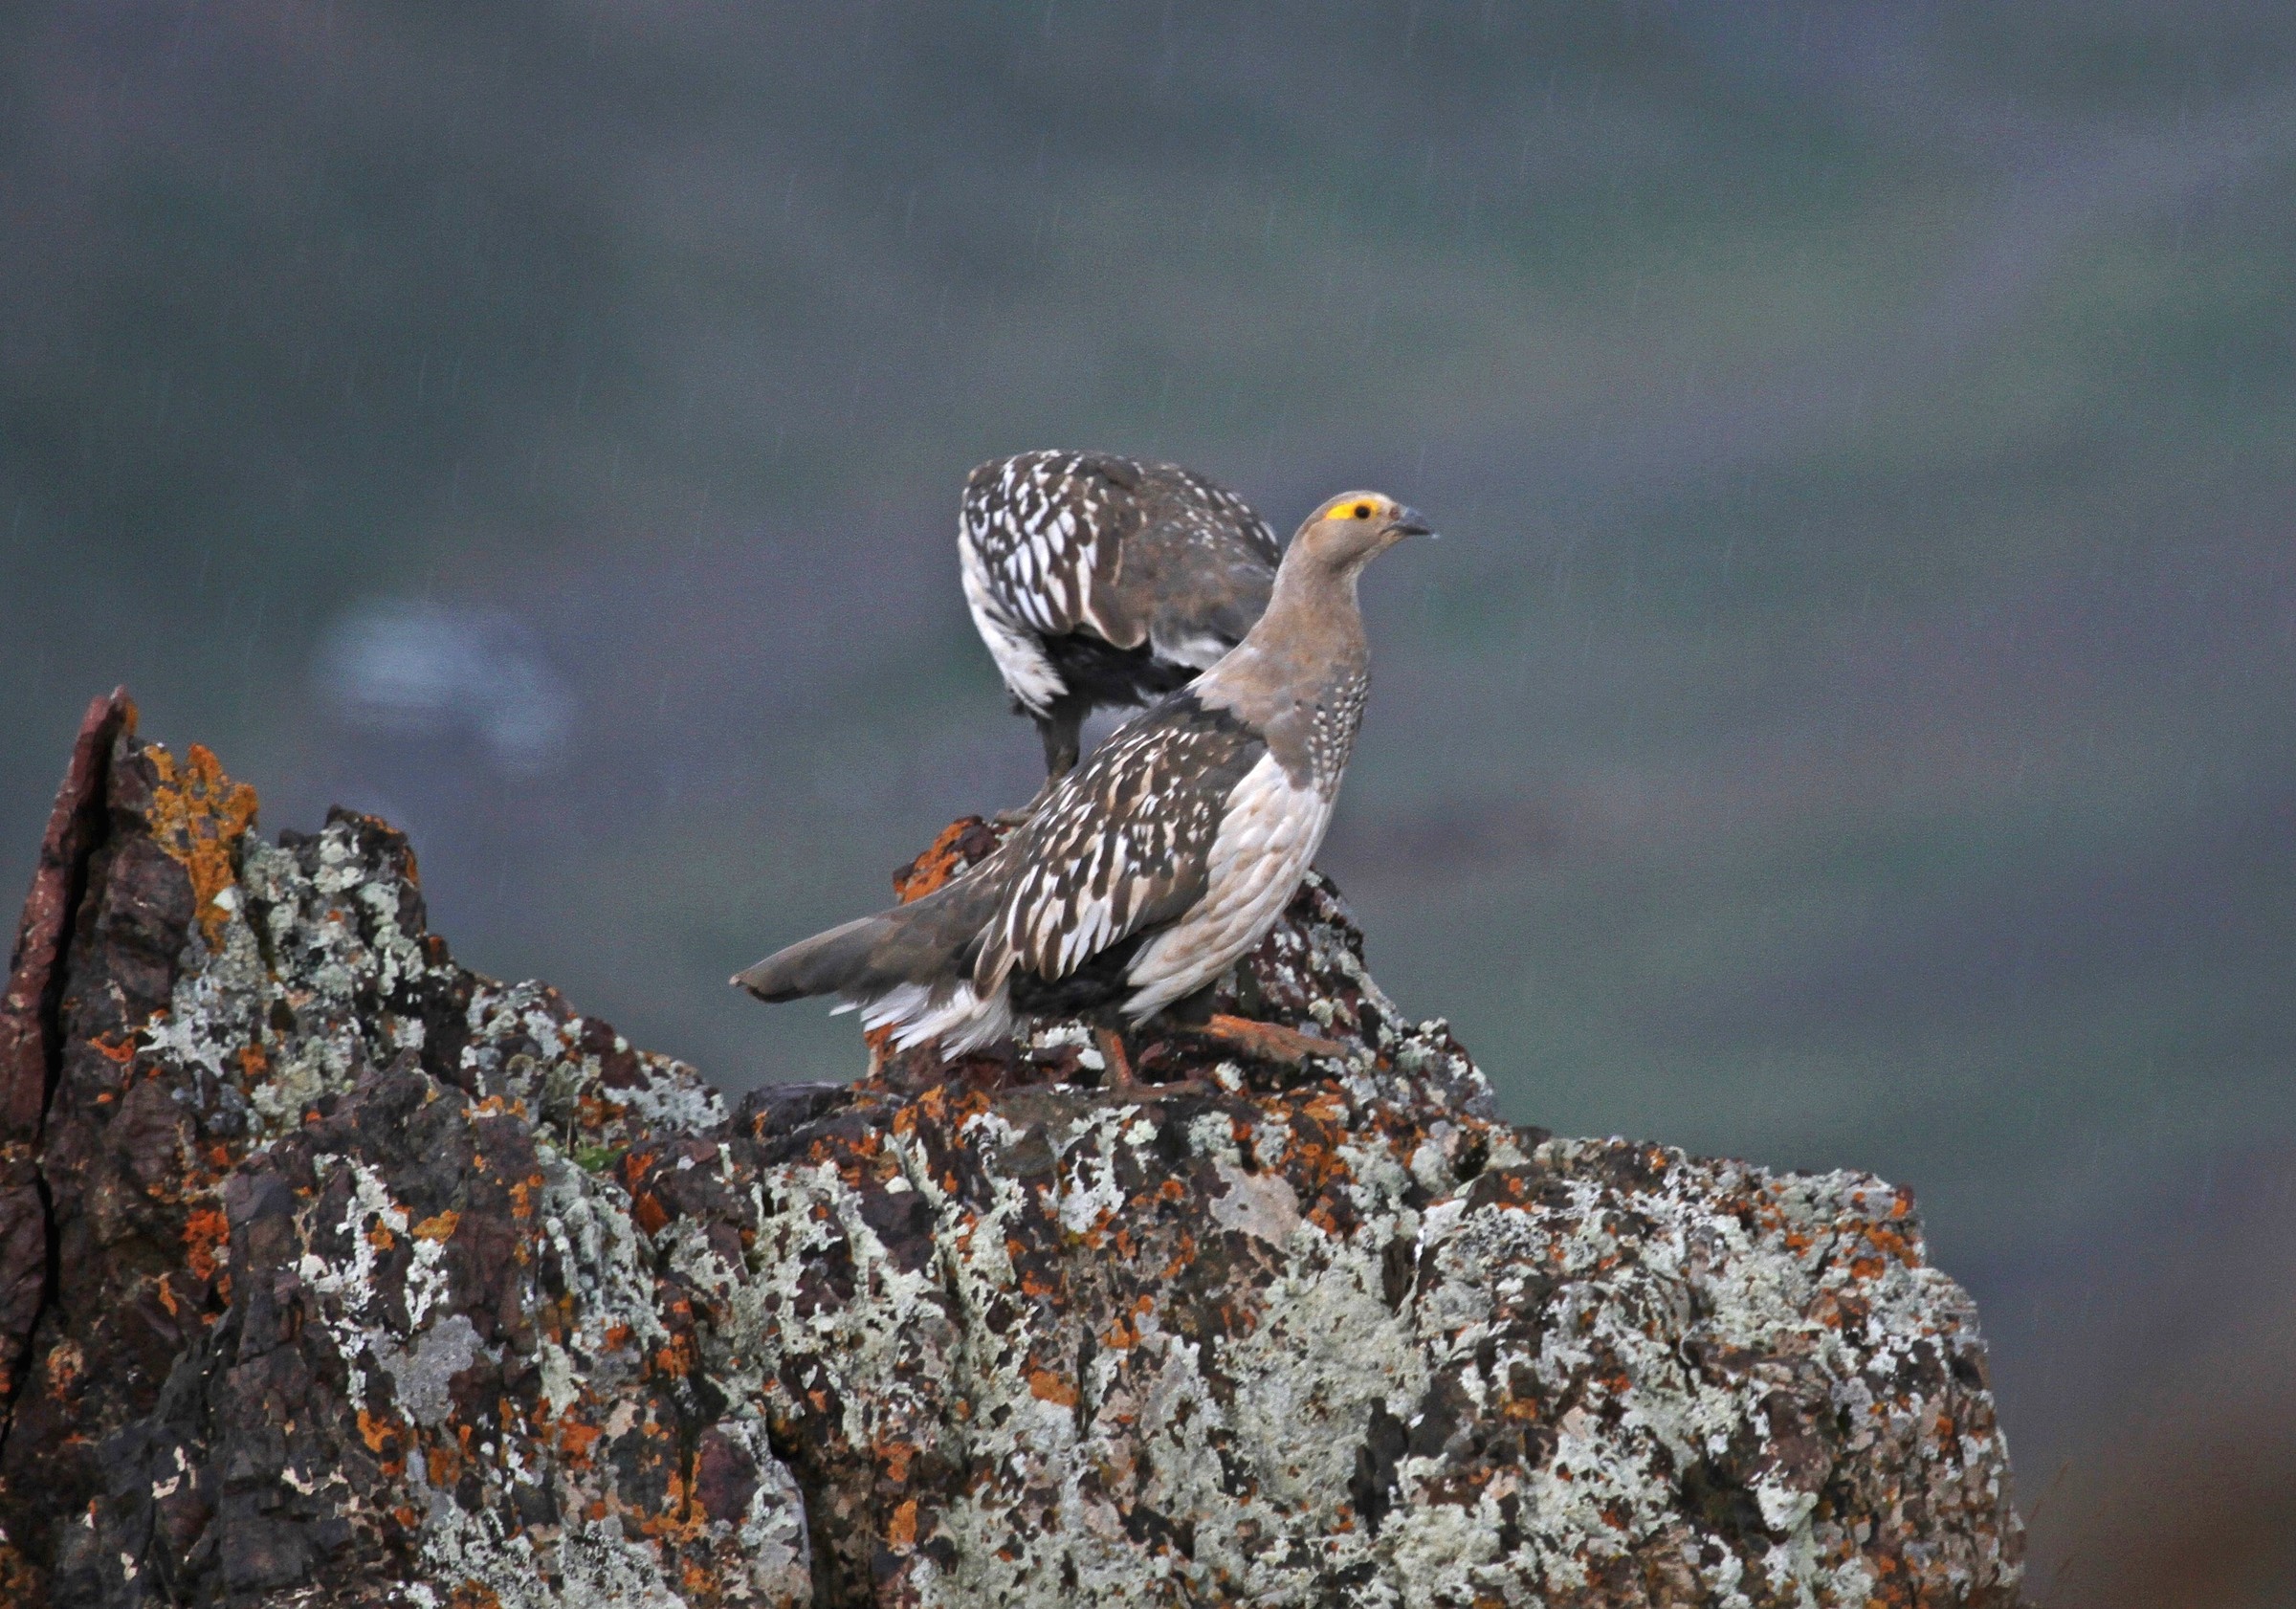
[
  {"xmin": 959, "ymin": 451, "xmax": 1283, "ymax": 782},
  {"xmin": 735, "ymin": 492, "xmax": 1432, "ymax": 1084}
]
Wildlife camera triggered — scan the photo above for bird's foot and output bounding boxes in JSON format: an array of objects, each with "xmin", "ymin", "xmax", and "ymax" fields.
[
  {"xmin": 994, "ymin": 748, "xmax": 1090, "ymax": 825},
  {"xmin": 1193, "ymin": 1013, "xmax": 1348, "ymax": 1069},
  {"xmin": 1093, "ymin": 1026, "xmax": 1208, "ymax": 1101},
  {"xmin": 990, "ymin": 777, "xmax": 1060, "ymax": 828}
]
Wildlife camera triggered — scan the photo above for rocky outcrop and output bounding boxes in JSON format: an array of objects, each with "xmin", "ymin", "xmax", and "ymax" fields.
[{"xmin": 0, "ymin": 695, "xmax": 2024, "ymax": 1606}]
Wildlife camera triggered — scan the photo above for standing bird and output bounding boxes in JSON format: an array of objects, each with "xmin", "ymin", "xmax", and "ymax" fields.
[
  {"xmin": 736, "ymin": 493, "xmax": 1432, "ymax": 1079},
  {"xmin": 960, "ymin": 451, "xmax": 1283, "ymax": 781}
]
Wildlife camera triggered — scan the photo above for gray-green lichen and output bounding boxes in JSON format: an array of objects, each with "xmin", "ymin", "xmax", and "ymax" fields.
[{"xmin": 7, "ymin": 760, "xmax": 2021, "ymax": 1609}]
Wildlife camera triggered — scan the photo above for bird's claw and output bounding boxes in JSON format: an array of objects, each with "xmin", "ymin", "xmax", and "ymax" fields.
[{"xmin": 1093, "ymin": 1026, "xmax": 1208, "ymax": 1101}]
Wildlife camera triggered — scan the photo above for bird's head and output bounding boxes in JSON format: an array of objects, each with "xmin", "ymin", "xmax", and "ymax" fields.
[{"xmin": 1291, "ymin": 492, "xmax": 1435, "ymax": 574}]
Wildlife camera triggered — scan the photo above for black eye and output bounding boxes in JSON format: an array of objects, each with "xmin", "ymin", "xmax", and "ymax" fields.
[{"xmin": 1353, "ymin": 502, "xmax": 1371, "ymax": 518}]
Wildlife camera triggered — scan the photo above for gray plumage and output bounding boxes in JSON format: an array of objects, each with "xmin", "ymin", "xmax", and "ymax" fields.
[
  {"xmin": 960, "ymin": 450, "xmax": 1283, "ymax": 777},
  {"xmin": 739, "ymin": 492, "xmax": 1432, "ymax": 1052}
]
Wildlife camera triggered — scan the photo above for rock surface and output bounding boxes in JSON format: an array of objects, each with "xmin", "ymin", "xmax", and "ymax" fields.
[{"xmin": 0, "ymin": 699, "xmax": 2025, "ymax": 1606}]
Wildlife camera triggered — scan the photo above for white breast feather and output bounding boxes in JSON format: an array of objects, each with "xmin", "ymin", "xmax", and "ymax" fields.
[{"xmin": 1122, "ymin": 753, "xmax": 1333, "ymax": 1020}]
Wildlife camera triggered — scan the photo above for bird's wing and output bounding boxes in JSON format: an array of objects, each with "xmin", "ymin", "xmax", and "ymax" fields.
[
  {"xmin": 1159, "ymin": 464, "xmax": 1284, "ymax": 565},
  {"xmin": 960, "ymin": 450, "xmax": 1151, "ymax": 647},
  {"xmin": 1120, "ymin": 746, "xmax": 1336, "ymax": 1020},
  {"xmin": 1131, "ymin": 464, "xmax": 1282, "ymax": 665},
  {"xmin": 972, "ymin": 693, "xmax": 1267, "ymax": 991}
]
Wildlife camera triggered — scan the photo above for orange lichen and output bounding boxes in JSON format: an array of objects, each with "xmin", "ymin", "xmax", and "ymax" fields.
[
  {"xmin": 508, "ymin": 1172, "xmax": 542, "ymax": 1221},
  {"xmin": 40, "ymin": 1340, "xmax": 83, "ymax": 1395},
  {"xmin": 576, "ymin": 1091, "xmax": 627, "ymax": 1129},
  {"xmin": 892, "ymin": 819, "xmax": 988, "ymax": 903},
  {"xmin": 887, "ymin": 1497, "xmax": 920, "ymax": 1550},
  {"xmin": 557, "ymin": 1418, "xmax": 602, "ymax": 1464},
  {"xmin": 1102, "ymin": 1299, "xmax": 1152, "ymax": 1350},
  {"xmin": 636, "ymin": 1478, "xmax": 711, "ymax": 1544},
  {"xmin": 357, "ymin": 1408, "xmax": 395, "ymax": 1453},
  {"xmin": 1027, "ymin": 1369, "xmax": 1078, "ymax": 1407},
  {"xmin": 411, "ymin": 1210, "xmax": 460, "ymax": 1243},
  {"xmin": 182, "ymin": 1206, "xmax": 230, "ymax": 1281},
  {"xmin": 652, "ymin": 1335, "xmax": 695, "ymax": 1378},
  {"xmin": 144, "ymin": 743, "xmax": 260, "ymax": 946},
  {"xmin": 1854, "ymin": 1222, "xmax": 1918, "ymax": 1268}
]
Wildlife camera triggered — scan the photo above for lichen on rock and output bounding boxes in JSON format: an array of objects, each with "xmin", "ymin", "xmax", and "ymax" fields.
[{"xmin": 0, "ymin": 709, "xmax": 2024, "ymax": 1606}]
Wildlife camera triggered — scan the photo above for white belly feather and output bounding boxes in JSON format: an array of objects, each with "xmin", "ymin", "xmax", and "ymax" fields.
[{"xmin": 1122, "ymin": 752, "xmax": 1333, "ymax": 1020}]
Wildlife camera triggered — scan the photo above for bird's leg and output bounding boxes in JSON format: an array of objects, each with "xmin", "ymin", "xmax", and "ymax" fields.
[
  {"xmin": 1039, "ymin": 702, "xmax": 1085, "ymax": 781},
  {"xmin": 1093, "ymin": 1025, "xmax": 1207, "ymax": 1101},
  {"xmin": 993, "ymin": 704, "xmax": 1089, "ymax": 826},
  {"xmin": 1093, "ymin": 1026, "xmax": 1137, "ymax": 1093},
  {"xmin": 991, "ymin": 772, "xmax": 1061, "ymax": 827},
  {"xmin": 1194, "ymin": 1013, "xmax": 1347, "ymax": 1068}
]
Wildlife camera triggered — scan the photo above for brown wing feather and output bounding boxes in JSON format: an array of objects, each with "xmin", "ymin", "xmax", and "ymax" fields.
[
  {"xmin": 960, "ymin": 451, "xmax": 1278, "ymax": 656},
  {"xmin": 972, "ymin": 693, "xmax": 1266, "ymax": 993},
  {"xmin": 961, "ymin": 451, "xmax": 1145, "ymax": 642}
]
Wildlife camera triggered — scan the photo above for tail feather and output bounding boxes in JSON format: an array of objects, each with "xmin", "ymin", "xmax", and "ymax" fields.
[
  {"xmin": 731, "ymin": 913, "xmax": 894, "ymax": 1003},
  {"xmin": 732, "ymin": 871, "xmax": 1007, "ymax": 1011}
]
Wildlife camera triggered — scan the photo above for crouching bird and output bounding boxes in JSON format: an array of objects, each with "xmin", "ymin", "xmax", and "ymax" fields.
[
  {"xmin": 960, "ymin": 450, "xmax": 1282, "ymax": 782},
  {"xmin": 735, "ymin": 492, "xmax": 1432, "ymax": 1087}
]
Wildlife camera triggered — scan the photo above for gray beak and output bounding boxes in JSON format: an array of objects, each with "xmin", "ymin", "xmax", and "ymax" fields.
[{"xmin": 1389, "ymin": 506, "xmax": 1437, "ymax": 540}]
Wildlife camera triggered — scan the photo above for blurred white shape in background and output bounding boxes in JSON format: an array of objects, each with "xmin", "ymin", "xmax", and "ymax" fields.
[{"xmin": 317, "ymin": 599, "xmax": 575, "ymax": 774}]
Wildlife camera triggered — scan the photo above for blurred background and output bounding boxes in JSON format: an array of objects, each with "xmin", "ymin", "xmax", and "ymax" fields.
[{"xmin": 3, "ymin": 3, "xmax": 2291, "ymax": 1598}]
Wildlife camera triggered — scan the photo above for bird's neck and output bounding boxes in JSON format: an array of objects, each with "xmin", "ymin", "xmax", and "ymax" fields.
[{"xmin": 1193, "ymin": 558, "xmax": 1368, "ymax": 736}]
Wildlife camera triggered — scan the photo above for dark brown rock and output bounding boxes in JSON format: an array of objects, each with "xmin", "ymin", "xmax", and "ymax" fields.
[
  {"xmin": 0, "ymin": 689, "xmax": 136, "ymax": 1412},
  {"xmin": 0, "ymin": 710, "xmax": 2026, "ymax": 1606}
]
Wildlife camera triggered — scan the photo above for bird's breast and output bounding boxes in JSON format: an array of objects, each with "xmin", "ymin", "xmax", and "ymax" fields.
[{"xmin": 1305, "ymin": 672, "xmax": 1369, "ymax": 792}]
